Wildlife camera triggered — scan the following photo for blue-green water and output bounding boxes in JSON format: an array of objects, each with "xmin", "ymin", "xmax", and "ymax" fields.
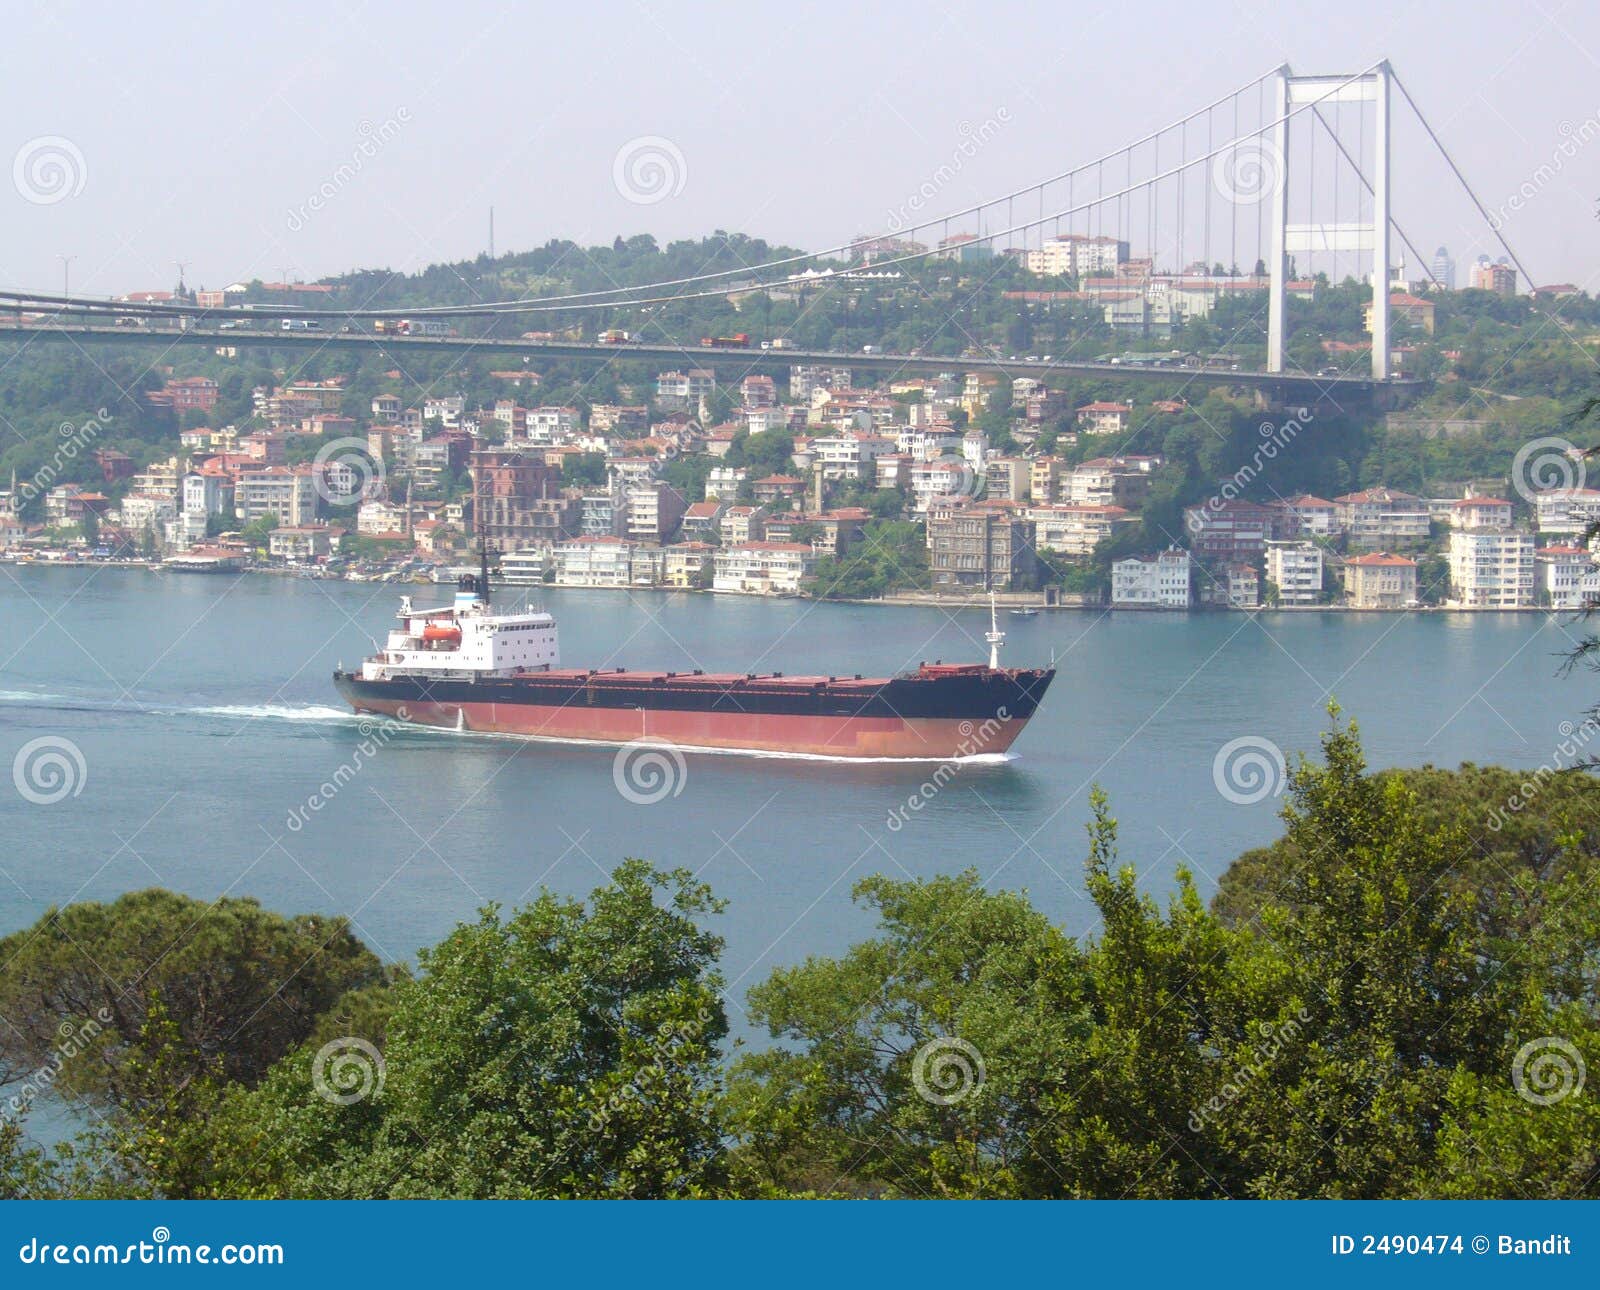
[{"xmin": 0, "ymin": 566, "xmax": 1588, "ymax": 1009}]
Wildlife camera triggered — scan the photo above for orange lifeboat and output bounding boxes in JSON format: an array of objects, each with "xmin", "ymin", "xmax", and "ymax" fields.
[{"xmin": 422, "ymin": 622, "xmax": 462, "ymax": 648}]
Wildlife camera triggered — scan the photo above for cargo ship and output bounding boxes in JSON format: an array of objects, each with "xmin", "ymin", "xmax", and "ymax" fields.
[{"xmin": 333, "ymin": 559, "xmax": 1054, "ymax": 759}]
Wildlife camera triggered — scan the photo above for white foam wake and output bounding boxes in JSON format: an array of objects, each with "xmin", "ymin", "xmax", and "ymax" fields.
[{"xmin": 188, "ymin": 703, "xmax": 354, "ymax": 723}]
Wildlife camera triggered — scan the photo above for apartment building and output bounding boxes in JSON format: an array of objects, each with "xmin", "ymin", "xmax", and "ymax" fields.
[
  {"xmin": 927, "ymin": 504, "xmax": 1036, "ymax": 590},
  {"xmin": 1448, "ymin": 528, "xmax": 1534, "ymax": 608},
  {"xmin": 1265, "ymin": 540, "xmax": 1324, "ymax": 604},
  {"xmin": 1335, "ymin": 487, "xmax": 1431, "ymax": 547},
  {"xmin": 1111, "ymin": 548, "xmax": 1192, "ymax": 608},
  {"xmin": 713, "ymin": 542, "xmax": 815, "ymax": 594}
]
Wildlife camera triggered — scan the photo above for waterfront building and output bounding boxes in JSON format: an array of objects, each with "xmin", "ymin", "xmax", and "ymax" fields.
[
  {"xmin": 1448, "ymin": 528, "xmax": 1535, "ymax": 608},
  {"xmin": 1533, "ymin": 487, "xmax": 1600, "ymax": 537},
  {"xmin": 1111, "ymin": 548, "xmax": 1192, "ymax": 608},
  {"xmin": 713, "ymin": 541, "xmax": 815, "ymax": 594},
  {"xmin": 1343, "ymin": 552, "xmax": 1419, "ymax": 608},
  {"xmin": 1265, "ymin": 540, "xmax": 1324, "ymax": 604},
  {"xmin": 1335, "ymin": 487, "xmax": 1431, "ymax": 547},
  {"xmin": 1536, "ymin": 545, "xmax": 1595, "ymax": 608},
  {"xmin": 927, "ymin": 503, "xmax": 1037, "ymax": 591}
]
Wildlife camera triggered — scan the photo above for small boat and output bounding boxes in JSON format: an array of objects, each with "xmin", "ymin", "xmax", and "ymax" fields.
[{"xmin": 1008, "ymin": 606, "xmax": 1040, "ymax": 617}]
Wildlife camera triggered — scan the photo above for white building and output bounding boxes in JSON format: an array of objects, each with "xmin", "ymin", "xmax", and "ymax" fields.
[
  {"xmin": 553, "ymin": 536, "xmax": 637, "ymax": 587},
  {"xmin": 181, "ymin": 471, "xmax": 231, "ymax": 517},
  {"xmin": 811, "ymin": 433, "xmax": 897, "ymax": 482},
  {"xmin": 1023, "ymin": 233, "xmax": 1127, "ymax": 278},
  {"xmin": 1448, "ymin": 496, "xmax": 1513, "ymax": 530},
  {"xmin": 1533, "ymin": 487, "xmax": 1600, "ymax": 538},
  {"xmin": 713, "ymin": 542, "xmax": 815, "ymax": 595},
  {"xmin": 1111, "ymin": 548, "xmax": 1192, "ymax": 608},
  {"xmin": 1536, "ymin": 545, "xmax": 1595, "ymax": 608},
  {"xmin": 704, "ymin": 466, "xmax": 748, "ymax": 501},
  {"xmin": 1027, "ymin": 504, "xmax": 1134, "ymax": 558},
  {"xmin": 1265, "ymin": 540, "xmax": 1324, "ymax": 604},
  {"xmin": 1449, "ymin": 528, "xmax": 1535, "ymax": 608},
  {"xmin": 234, "ymin": 468, "xmax": 317, "ymax": 528}
]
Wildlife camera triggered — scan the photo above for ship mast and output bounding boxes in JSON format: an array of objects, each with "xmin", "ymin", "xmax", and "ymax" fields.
[{"xmin": 985, "ymin": 591, "xmax": 1005, "ymax": 670}]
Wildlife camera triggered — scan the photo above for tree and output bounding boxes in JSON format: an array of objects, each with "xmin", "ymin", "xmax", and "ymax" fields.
[
  {"xmin": 728, "ymin": 871, "xmax": 1085, "ymax": 1197},
  {"xmin": 194, "ymin": 861, "xmax": 729, "ymax": 1199},
  {"xmin": 0, "ymin": 890, "xmax": 381, "ymax": 1121}
]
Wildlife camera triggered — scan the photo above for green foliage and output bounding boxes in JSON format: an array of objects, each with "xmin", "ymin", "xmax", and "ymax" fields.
[
  {"xmin": 7, "ymin": 726, "xmax": 1599, "ymax": 1200},
  {"xmin": 0, "ymin": 889, "xmax": 381, "ymax": 1119},
  {"xmin": 808, "ymin": 520, "xmax": 929, "ymax": 598},
  {"xmin": 190, "ymin": 861, "xmax": 729, "ymax": 1199}
]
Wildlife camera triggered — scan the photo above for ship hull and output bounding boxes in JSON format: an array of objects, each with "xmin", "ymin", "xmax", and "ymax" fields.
[{"xmin": 332, "ymin": 667, "xmax": 1054, "ymax": 759}]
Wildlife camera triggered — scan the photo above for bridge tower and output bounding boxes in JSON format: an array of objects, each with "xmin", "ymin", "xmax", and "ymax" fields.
[{"xmin": 1266, "ymin": 62, "xmax": 1392, "ymax": 381}]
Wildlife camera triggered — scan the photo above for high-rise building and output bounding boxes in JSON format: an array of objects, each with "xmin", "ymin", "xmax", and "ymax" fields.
[
  {"xmin": 1429, "ymin": 246, "xmax": 1456, "ymax": 290},
  {"xmin": 1469, "ymin": 255, "xmax": 1517, "ymax": 297}
]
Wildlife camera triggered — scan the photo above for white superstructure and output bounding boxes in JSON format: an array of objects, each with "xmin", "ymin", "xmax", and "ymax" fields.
[{"xmin": 360, "ymin": 570, "xmax": 559, "ymax": 681}]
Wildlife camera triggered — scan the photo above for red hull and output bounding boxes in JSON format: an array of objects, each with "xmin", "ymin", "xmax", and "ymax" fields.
[{"xmin": 348, "ymin": 694, "xmax": 1026, "ymax": 759}]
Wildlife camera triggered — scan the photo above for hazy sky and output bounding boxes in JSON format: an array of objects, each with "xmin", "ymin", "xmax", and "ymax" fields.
[{"xmin": 2, "ymin": 0, "xmax": 1598, "ymax": 298}]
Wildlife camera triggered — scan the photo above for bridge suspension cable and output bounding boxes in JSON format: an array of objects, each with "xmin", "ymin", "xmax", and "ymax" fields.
[{"xmin": 1, "ymin": 65, "xmax": 1383, "ymax": 326}]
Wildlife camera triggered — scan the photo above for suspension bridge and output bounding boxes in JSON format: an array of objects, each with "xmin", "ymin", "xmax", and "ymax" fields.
[{"xmin": 0, "ymin": 61, "xmax": 1528, "ymax": 406}]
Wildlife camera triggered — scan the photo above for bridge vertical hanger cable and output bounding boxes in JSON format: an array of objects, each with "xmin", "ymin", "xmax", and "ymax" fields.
[
  {"xmin": 1307, "ymin": 103, "xmax": 1439, "ymax": 288},
  {"xmin": 1204, "ymin": 106, "xmax": 1213, "ymax": 274},
  {"xmin": 1177, "ymin": 118, "xmax": 1186, "ymax": 273},
  {"xmin": 1389, "ymin": 68, "xmax": 1537, "ymax": 289}
]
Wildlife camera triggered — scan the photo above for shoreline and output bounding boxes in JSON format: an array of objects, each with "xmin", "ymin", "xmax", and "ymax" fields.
[{"xmin": 4, "ymin": 558, "xmax": 1582, "ymax": 614}]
